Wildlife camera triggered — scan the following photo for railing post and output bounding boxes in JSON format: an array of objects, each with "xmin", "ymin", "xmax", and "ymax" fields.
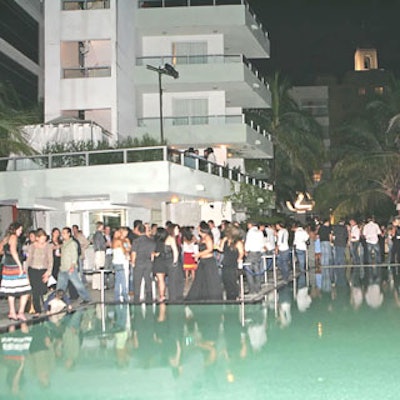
[
  {"xmin": 48, "ymin": 154, "xmax": 52, "ymax": 169},
  {"xmin": 163, "ymin": 146, "xmax": 168, "ymax": 161},
  {"xmin": 85, "ymin": 152, "xmax": 89, "ymax": 166}
]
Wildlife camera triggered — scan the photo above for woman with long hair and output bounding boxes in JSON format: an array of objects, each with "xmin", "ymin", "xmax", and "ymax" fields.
[
  {"xmin": 153, "ymin": 227, "xmax": 171, "ymax": 303},
  {"xmin": 49, "ymin": 227, "xmax": 62, "ymax": 284},
  {"xmin": 0, "ymin": 222, "xmax": 32, "ymax": 321},
  {"xmin": 166, "ymin": 223, "xmax": 184, "ymax": 302},
  {"xmin": 26, "ymin": 228, "xmax": 53, "ymax": 316},
  {"xmin": 218, "ymin": 224, "xmax": 244, "ymax": 300},
  {"xmin": 182, "ymin": 226, "xmax": 198, "ymax": 286},
  {"xmin": 186, "ymin": 221, "xmax": 222, "ymax": 301},
  {"xmin": 112, "ymin": 227, "xmax": 131, "ymax": 303}
]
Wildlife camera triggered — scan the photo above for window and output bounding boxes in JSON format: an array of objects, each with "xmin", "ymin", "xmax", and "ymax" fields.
[
  {"xmin": 358, "ymin": 87, "xmax": 366, "ymax": 96},
  {"xmin": 62, "ymin": 0, "xmax": 110, "ymax": 10},
  {"xmin": 375, "ymin": 86, "xmax": 384, "ymax": 95},
  {"xmin": 172, "ymin": 41, "xmax": 208, "ymax": 65},
  {"xmin": 172, "ymin": 98, "xmax": 208, "ymax": 125},
  {"xmin": 363, "ymin": 56, "xmax": 371, "ymax": 70}
]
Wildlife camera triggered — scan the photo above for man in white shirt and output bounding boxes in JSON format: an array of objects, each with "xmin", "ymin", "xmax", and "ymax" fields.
[
  {"xmin": 292, "ymin": 222, "xmax": 310, "ymax": 288},
  {"xmin": 362, "ymin": 217, "xmax": 382, "ymax": 265},
  {"xmin": 245, "ymin": 221, "xmax": 265, "ymax": 294},
  {"xmin": 275, "ymin": 222, "xmax": 290, "ymax": 282}
]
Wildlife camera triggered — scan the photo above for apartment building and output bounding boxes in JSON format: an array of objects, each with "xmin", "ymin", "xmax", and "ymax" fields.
[{"xmin": 0, "ymin": 0, "xmax": 273, "ymax": 235}]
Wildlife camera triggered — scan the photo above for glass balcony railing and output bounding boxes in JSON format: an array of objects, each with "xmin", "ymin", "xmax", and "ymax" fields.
[
  {"xmin": 0, "ymin": 146, "xmax": 272, "ymax": 190},
  {"xmin": 63, "ymin": 66, "xmax": 111, "ymax": 79},
  {"xmin": 137, "ymin": 0, "xmax": 268, "ymax": 38},
  {"xmin": 62, "ymin": 0, "xmax": 110, "ymax": 10},
  {"xmin": 137, "ymin": 54, "xmax": 267, "ymax": 86},
  {"xmin": 137, "ymin": 115, "xmax": 272, "ymax": 140}
]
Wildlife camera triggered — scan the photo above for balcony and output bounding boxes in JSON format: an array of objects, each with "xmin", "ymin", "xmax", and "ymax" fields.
[
  {"xmin": 0, "ymin": 146, "xmax": 272, "ymax": 209},
  {"xmin": 136, "ymin": 115, "xmax": 273, "ymax": 158},
  {"xmin": 135, "ymin": 55, "xmax": 271, "ymax": 108},
  {"xmin": 62, "ymin": 0, "xmax": 110, "ymax": 10},
  {"xmin": 63, "ymin": 66, "xmax": 111, "ymax": 79},
  {"xmin": 136, "ymin": 0, "xmax": 269, "ymax": 58}
]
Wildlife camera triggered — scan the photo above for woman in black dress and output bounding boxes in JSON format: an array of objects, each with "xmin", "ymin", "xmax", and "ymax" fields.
[
  {"xmin": 218, "ymin": 224, "xmax": 244, "ymax": 300},
  {"xmin": 186, "ymin": 221, "xmax": 222, "ymax": 301},
  {"xmin": 153, "ymin": 228, "xmax": 175, "ymax": 303},
  {"xmin": 49, "ymin": 228, "xmax": 62, "ymax": 286}
]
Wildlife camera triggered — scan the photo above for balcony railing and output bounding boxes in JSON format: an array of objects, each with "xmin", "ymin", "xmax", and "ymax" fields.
[
  {"xmin": 63, "ymin": 66, "xmax": 111, "ymax": 79},
  {"xmin": 62, "ymin": 0, "xmax": 110, "ymax": 10},
  {"xmin": 0, "ymin": 146, "xmax": 272, "ymax": 190},
  {"xmin": 137, "ymin": 54, "xmax": 267, "ymax": 86},
  {"xmin": 137, "ymin": 0, "xmax": 268, "ymax": 39},
  {"xmin": 137, "ymin": 114, "xmax": 272, "ymax": 140}
]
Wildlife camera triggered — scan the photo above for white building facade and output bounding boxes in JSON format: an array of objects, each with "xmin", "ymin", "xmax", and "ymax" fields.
[{"xmin": 0, "ymin": 0, "xmax": 273, "ymax": 236}]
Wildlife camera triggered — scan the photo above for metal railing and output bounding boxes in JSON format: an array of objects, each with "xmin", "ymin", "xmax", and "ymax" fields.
[
  {"xmin": 0, "ymin": 146, "xmax": 272, "ymax": 190},
  {"xmin": 63, "ymin": 66, "xmax": 111, "ymax": 79},
  {"xmin": 137, "ymin": 114, "xmax": 272, "ymax": 140},
  {"xmin": 137, "ymin": 54, "xmax": 268, "ymax": 86}
]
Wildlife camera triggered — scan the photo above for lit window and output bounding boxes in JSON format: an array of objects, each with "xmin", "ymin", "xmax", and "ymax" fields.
[{"xmin": 375, "ymin": 86, "xmax": 384, "ymax": 95}]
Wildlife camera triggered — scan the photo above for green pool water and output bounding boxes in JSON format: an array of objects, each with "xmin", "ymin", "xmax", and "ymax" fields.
[{"xmin": 1, "ymin": 287, "xmax": 399, "ymax": 400}]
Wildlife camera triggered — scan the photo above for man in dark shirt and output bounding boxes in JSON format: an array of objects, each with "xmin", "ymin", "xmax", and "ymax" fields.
[
  {"xmin": 318, "ymin": 219, "xmax": 334, "ymax": 291},
  {"xmin": 130, "ymin": 223, "xmax": 156, "ymax": 304},
  {"xmin": 332, "ymin": 220, "xmax": 349, "ymax": 286}
]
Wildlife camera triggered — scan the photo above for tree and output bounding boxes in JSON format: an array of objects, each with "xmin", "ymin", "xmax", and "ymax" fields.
[
  {"xmin": 319, "ymin": 75, "xmax": 400, "ymax": 220},
  {"xmin": 245, "ymin": 72, "xmax": 325, "ymax": 209},
  {"xmin": 0, "ymin": 82, "xmax": 39, "ymax": 159}
]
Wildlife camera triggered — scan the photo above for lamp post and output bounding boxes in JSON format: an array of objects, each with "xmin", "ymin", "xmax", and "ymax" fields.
[{"xmin": 146, "ymin": 63, "xmax": 179, "ymax": 143}]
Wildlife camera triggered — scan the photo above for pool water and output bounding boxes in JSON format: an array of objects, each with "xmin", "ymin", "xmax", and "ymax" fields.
[{"xmin": 1, "ymin": 286, "xmax": 399, "ymax": 400}]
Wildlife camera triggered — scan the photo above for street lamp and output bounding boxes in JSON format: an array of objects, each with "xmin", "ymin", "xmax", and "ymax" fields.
[{"xmin": 146, "ymin": 63, "xmax": 179, "ymax": 143}]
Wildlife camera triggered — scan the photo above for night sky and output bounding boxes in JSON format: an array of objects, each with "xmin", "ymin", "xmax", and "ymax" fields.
[{"xmin": 249, "ymin": 0, "xmax": 400, "ymax": 84}]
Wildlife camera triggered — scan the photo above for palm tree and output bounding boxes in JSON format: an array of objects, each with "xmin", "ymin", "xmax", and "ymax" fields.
[
  {"xmin": 246, "ymin": 72, "xmax": 325, "ymax": 208},
  {"xmin": 320, "ymin": 75, "xmax": 400, "ymax": 219},
  {"xmin": 0, "ymin": 82, "xmax": 39, "ymax": 159}
]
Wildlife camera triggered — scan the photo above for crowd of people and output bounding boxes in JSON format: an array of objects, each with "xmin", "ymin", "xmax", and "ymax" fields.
[{"xmin": 1, "ymin": 214, "xmax": 400, "ymax": 320}]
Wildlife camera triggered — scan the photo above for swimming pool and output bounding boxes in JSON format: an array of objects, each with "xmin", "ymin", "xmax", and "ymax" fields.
[{"xmin": 1, "ymin": 286, "xmax": 399, "ymax": 400}]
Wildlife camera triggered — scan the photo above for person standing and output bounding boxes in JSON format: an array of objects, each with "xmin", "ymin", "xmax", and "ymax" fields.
[
  {"xmin": 292, "ymin": 222, "xmax": 310, "ymax": 289},
  {"xmin": 72, "ymin": 224, "xmax": 90, "ymax": 279},
  {"xmin": 218, "ymin": 224, "xmax": 244, "ymax": 300},
  {"xmin": 57, "ymin": 227, "xmax": 91, "ymax": 304},
  {"xmin": 186, "ymin": 221, "xmax": 223, "ymax": 301},
  {"xmin": 275, "ymin": 222, "xmax": 290, "ymax": 283},
  {"xmin": 332, "ymin": 220, "xmax": 348, "ymax": 286},
  {"xmin": 362, "ymin": 216, "xmax": 382, "ymax": 283},
  {"xmin": 130, "ymin": 223, "xmax": 156, "ymax": 304},
  {"xmin": 92, "ymin": 221, "xmax": 107, "ymax": 290},
  {"xmin": 349, "ymin": 218, "xmax": 361, "ymax": 286},
  {"xmin": 318, "ymin": 219, "xmax": 333, "ymax": 291},
  {"xmin": 26, "ymin": 228, "xmax": 53, "ymax": 317},
  {"xmin": 244, "ymin": 221, "xmax": 265, "ymax": 294},
  {"xmin": 112, "ymin": 227, "xmax": 130, "ymax": 303},
  {"xmin": 0, "ymin": 222, "xmax": 31, "ymax": 321}
]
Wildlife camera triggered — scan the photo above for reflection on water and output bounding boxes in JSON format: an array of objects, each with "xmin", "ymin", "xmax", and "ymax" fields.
[{"xmin": 1, "ymin": 283, "xmax": 400, "ymax": 400}]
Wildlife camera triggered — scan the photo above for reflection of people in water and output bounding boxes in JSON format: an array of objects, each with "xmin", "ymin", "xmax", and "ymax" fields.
[
  {"xmin": 365, "ymin": 283, "xmax": 384, "ymax": 309},
  {"xmin": 114, "ymin": 304, "xmax": 131, "ymax": 368},
  {"xmin": 278, "ymin": 286, "xmax": 292, "ymax": 328},
  {"xmin": 62, "ymin": 311, "xmax": 83, "ymax": 370},
  {"xmin": 1, "ymin": 323, "xmax": 32, "ymax": 397},
  {"xmin": 28, "ymin": 323, "xmax": 55, "ymax": 389}
]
